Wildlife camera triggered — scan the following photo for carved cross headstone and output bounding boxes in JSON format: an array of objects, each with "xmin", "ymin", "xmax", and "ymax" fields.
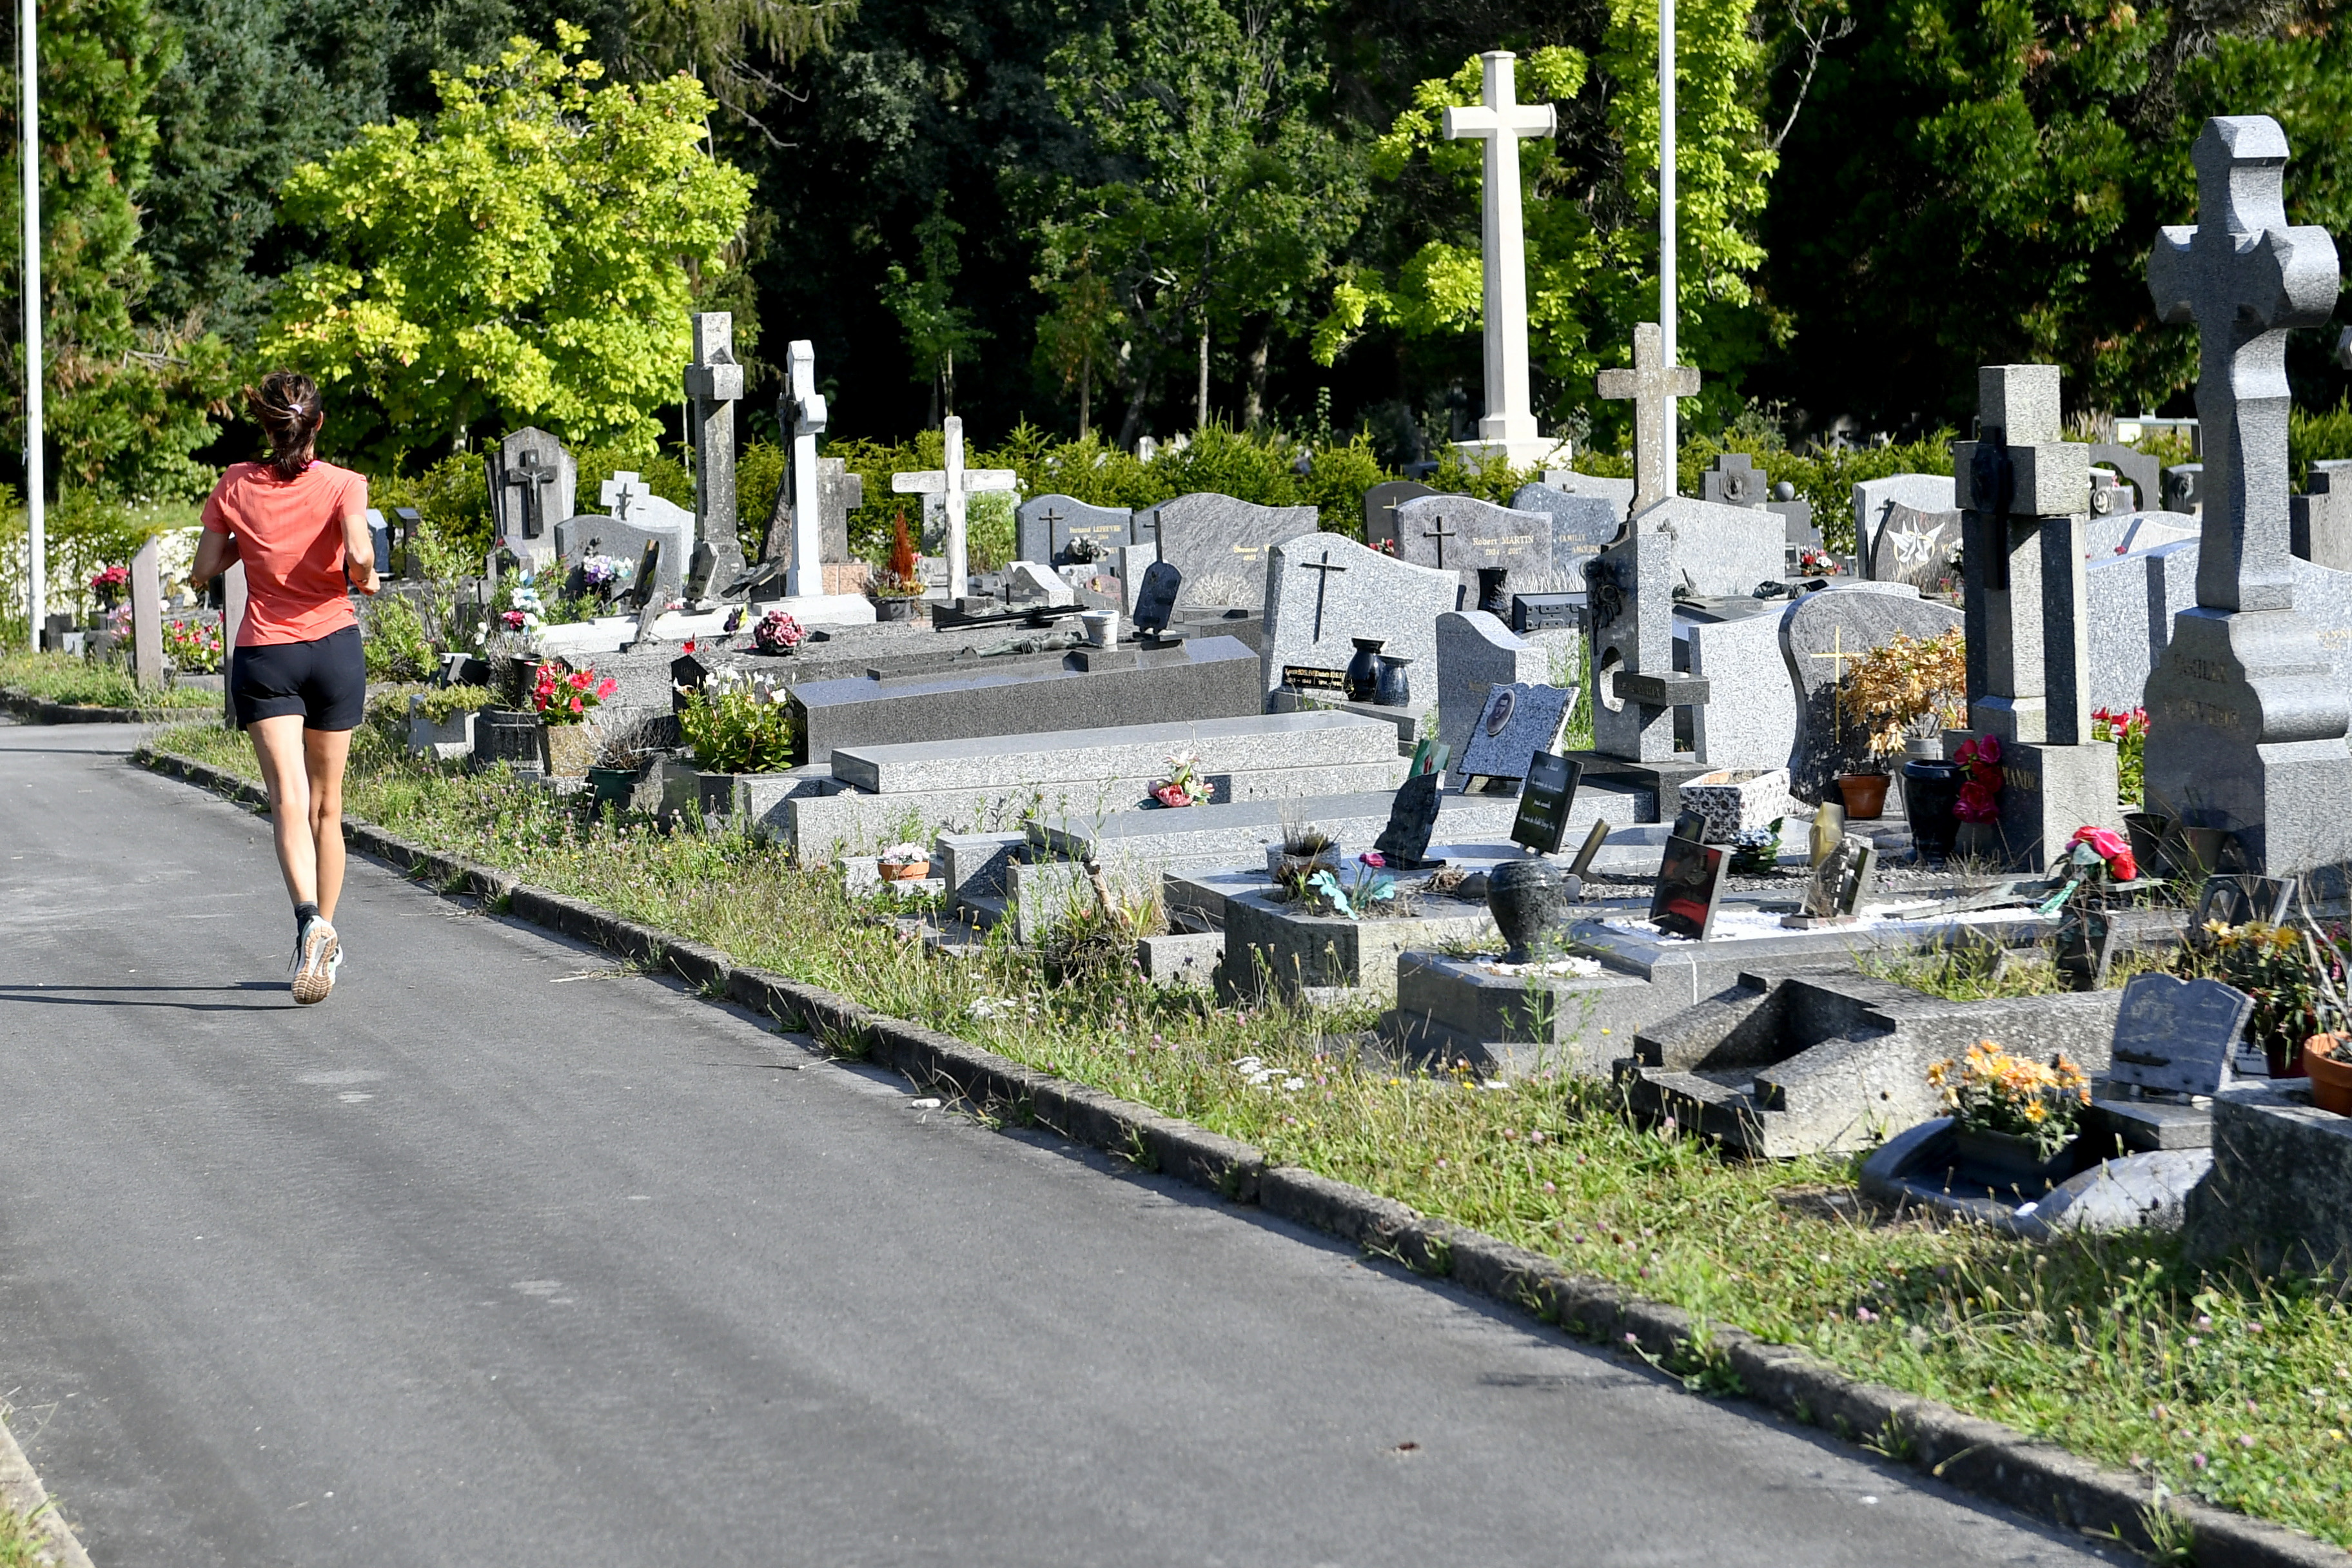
[
  {"xmin": 602, "ymin": 472, "xmax": 652, "ymax": 522},
  {"xmin": 783, "ymin": 338, "xmax": 828, "ymax": 598},
  {"xmin": 685, "ymin": 312, "xmax": 747, "ymax": 599},
  {"xmin": 1597, "ymin": 323, "xmax": 1700, "ymax": 515},
  {"xmin": 2141, "ymin": 115, "xmax": 2352, "ymax": 874},
  {"xmin": 1442, "ymin": 52, "xmax": 1556, "ymax": 454},
  {"xmin": 1297, "ymin": 549, "xmax": 1349, "ymax": 640},
  {"xmin": 891, "ymin": 416, "xmax": 1018, "ymax": 600}
]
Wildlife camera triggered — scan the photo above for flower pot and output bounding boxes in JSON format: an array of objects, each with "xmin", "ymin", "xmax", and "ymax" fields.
[
  {"xmin": 2123, "ymin": 811, "xmax": 2168, "ymax": 879},
  {"xmin": 544, "ymin": 723, "xmax": 598, "ymax": 778},
  {"xmin": 1954, "ymin": 819, "xmax": 2005, "ymax": 862},
  {"xmin": 585, "ymin": 765, "xmax": 640, "ymax": 814},
  {"xmin": 1900, "ymin": 758, "xmax": 1966, "ymax": 863},
  {"xmin": 1952, "ymin": 1125, "xmax": 2073, "ymax": 1191},
  {"xmin": 1344, "ymin": 638, "xmax": 1384, "ymax": 703},
  {"xmin": 1903, "ymin": 735, "xmax": 1945, "ymax": 761},
  {"xmin": 1681, "ymin": 768, "xmax": 1792, "ymax": 842},
  {"xmin": 879, "ymin": 860, "xmax": 930, "ymax": 882},
  {"xmin": 1266, "ymin": 845, "xmax": 1340, "ymax": 886},
  {"xmin": 1373, "ymin": 652, "xmax": 1413, "ymax": 708},
  {"xmin": 1475, "ymin": 567, "xmax": 1511, "ymax": 617},
  {"xmin": 471, "ymin": 707, "xmax": 546, "ymax": 776},
  {"xmin": 2302, "ymin": 1035, "xmax": 2352, "ymax": 1115},
  {"xmin": 1834, "ymin": 772, "xmax": 1889, "ymax": 820},
  {"xmin": 1486, "ymin": 856, "xmax": 1579, "ymax": 963},
  {"xmin": 873, "ymin": 596, "xmax": 925, "ymax": 623}
]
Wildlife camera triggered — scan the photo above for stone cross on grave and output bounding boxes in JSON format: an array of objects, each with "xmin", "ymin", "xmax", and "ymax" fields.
[
  {"xmin": 509, "ymin": 448, "xmax": 560, "ymax": 540},
  {"xmin": 685, "ymin": 311, "xmax": 747, "ymax": 599},
  {"xmin": 1598, "ymin": 322, "xmax": 1700, "ymax": 516},
  {"xmin": 601, "ymin": 472, "xmax": 652, "ymax": 523},
  {"xmin": 2141, "ymin": 115, "xmax": 2352, "ymax": 874},
  {"xmin": 892, "ymin": 415, "xmax": 1017, "ymax": 602},
  {"xmin": 1442, "ymin": 52, "xmax": 1556, "ymax": 460},
  {"xmin": 783, "ymin": 338, "xmax": 829, "ymax": 598},
  {"xmin": 1298, "ymin": 549, "xmax": 1348, "ymax": 640},
  {"xmin": 1420, "ymin": 513, "xmax": 1458, "ymax": 569}
]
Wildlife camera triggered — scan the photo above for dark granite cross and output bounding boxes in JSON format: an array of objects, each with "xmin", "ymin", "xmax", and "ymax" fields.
[
  {"xmin": 1298, "ymin": 549, "xmax": 1348, "ymax": 640},
  {"xmin": 1420, "ymin": 514, "xmax": 1458, "ymax": 569},
  {"xmin": 2149, "ymin": 116, "xmax": 2340, "ymax": 613},
  {"xmin": 509, "ymin": 449, "xmax": 560, "ymax": 540}
]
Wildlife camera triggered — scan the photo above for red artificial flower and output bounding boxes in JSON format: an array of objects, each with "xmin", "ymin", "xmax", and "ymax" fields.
[
  {"xmin": 683, "ymin": 640, "xmax": 698, "ymax": 654},
  {"xmin": 1955, "ymin": 779, "xmax": 2001, "ymax": 824},
  {"xmin": 594, "ymin": 678, "xmax": 618, "ymax": 700}
]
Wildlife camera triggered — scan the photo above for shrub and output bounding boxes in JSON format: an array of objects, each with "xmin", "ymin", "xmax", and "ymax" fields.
[{"xmin": 680, "ymin": 670, "xmax": 801, "ymax": 772}]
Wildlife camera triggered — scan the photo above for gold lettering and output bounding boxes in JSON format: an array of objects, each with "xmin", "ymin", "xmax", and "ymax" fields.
[
  {"xmin": 2177, "ymin": 698, "xmax": 2242, "ymax": 730},
  {"xmin": 2177, "ymin": 656, "xmax": 2231, "ymax": 684}
]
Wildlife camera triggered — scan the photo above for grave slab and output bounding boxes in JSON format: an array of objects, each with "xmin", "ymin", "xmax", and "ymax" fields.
[
  {"xmin": 1779, "ymin": 584, "xmax": 1963, "ymax": 803},
  {"xmin": 1682, "ymin": 598, "xmax": 1796, "ymax": 770},
  {"xmin": 1637, "ymin": 496, "xmax": 1785, "ymax": 598},
  {"xmin": 833, "ymin": 709, "xmax": 1400, "ymax": 794},
  {"xmin": 2184, "ymin": 1081, "xmax": 2352, "ymax": 1276}
]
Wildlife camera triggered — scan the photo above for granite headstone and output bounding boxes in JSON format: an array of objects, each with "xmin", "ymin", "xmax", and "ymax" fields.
[
  {"xmin": 1017, "ymin": 494, "xmax": 1134, "ymax": 568},
  {"xmin": 1362, "ymin": 480, "xmax": 1438, "ymax": 548},
  {"xmin": 2108, "ymin": 973, "xmax": 2253, "ymax": 1096},
  {"xmin": 1511, "ymin": 482, "xmax": 1624, "ymax": 579},
  {"xmin": 1436, "ymin": 610, "xmax": 1550, "ymax": 779},
  {"xmin": 1458, "ymin": 681, "xmax": 1575, "ymax": 787},
  {"xmin": 1778, "ymin": 583, "xmax": 1964, "ymax": 802},
  {"xmin": 1853, "ymin": 475, "xmax": 1957, "ymax": 576},
  {"xmin": 1394, "ymin": 494, "xmax": 1554, "ymax": 600},
  {"xmin": 1869, "ymin": 502, "xmax": 1964, "ymax": 591},
  {"xmin": 1259, "ymin": 533, "xmax": 1455, "ymax": 698},
  {"xmin": 1137, "ymin": 493, "xmax": 1320, "ymax": 609}
]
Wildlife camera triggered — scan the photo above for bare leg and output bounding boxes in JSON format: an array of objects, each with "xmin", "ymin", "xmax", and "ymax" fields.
[
  {"xmin": 306, "ymin": 726, "xmax": 353, "ymax": 921},
  {"xmin": 248, "ymin": 716, "xmax": 318, "ymax": 909}
]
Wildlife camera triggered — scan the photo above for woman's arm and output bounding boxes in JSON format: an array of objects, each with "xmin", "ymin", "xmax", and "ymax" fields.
[
  {"xmin": 341, "ymin": 507, "xmax": 380, "ymax": 596},
  {"xmin": 189, "ymin": 527, "xmax": 239, "ymax": 593}
]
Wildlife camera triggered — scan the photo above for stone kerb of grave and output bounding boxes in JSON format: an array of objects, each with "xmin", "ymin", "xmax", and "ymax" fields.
[
  {"xmin": 1134, "ymin": 494, "xmax": 1320, "ymax": 610},
  {"xmin": 1778, "ymin": 583, "xmax": 1963, "ymax": 803},
  {"xmin": 1362, "ymin": 480, "xmax": 1438, "ymax": 548},
  {"xmin": 1636, "ymin": 496, "xmax": 1787, "ymax": 598},
  {"xmin": 1259, "ymin": 533, "xmax": 1455, "ymax": 700},
  {"xmin": 1394, "ymin": 493, "xmax": 1556, "ymax": 600},
  {"xmin": 1511, "ymin": 483, "xmax": 1623, "ymax": 580},
  {"xmin": 1017, "ymin": 494, "xmax": 1135, "ymax": 569},
  {"xmin": 1852, "ymin": 475, "xmax": 1956, "ymax": 578},
  {"xmin": 1436, "ymin": 612, "xmax": 1550, "ymax": 778}
]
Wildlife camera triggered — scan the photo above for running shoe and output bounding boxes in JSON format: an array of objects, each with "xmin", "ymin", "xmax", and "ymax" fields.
[{"xmin": 291, "ymin": 916, "xmax": 341, "ymax": 1005}]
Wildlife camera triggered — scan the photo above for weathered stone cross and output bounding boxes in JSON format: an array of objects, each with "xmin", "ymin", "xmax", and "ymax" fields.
[
  {"xmin": 1442, "ymin": 52, "xmax": 1556, "ymax": 453},
  {"xmin": 1596, "ymin": 322, "xmax": 1700, "ymax": 515},
  {"xmin": 783, "ymin": 338, "xmax": 828, "ymax": 598},
  {"xmin": 891, "ymin": 416, "xmax": 1017, "ymax": 600},
  {"xmin": 1297, "ymin": 549, "xmax": 1349, "ymax": 641}
]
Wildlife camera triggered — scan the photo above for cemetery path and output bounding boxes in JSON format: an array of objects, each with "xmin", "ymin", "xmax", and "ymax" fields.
[{"xmin": 0, "ymin": 720, "xmax": 2130, "ymax": 1568}]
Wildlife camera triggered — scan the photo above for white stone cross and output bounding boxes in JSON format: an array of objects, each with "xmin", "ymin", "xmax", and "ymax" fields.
[
  {"xmin": 1597, "ymin": 322, "xmax": 1700, "ymax": 515},
  {"xmin": 600, "ymin": 471, "xmax": 653, "ymax": 523},
  {"xmin": 1443, "ymin": 52, "xmax": 1556, "ymax": 456},
  {"xmin": 891, "ymin": 416, "xmax": 1017, "ymax": 600},
  {"xmin": 784, "ymin": 339, "xmax": 829, "ymax": 598}
]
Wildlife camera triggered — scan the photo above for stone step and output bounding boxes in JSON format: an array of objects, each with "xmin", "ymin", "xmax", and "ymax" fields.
[{"xmin": 830, "ymin": 709, "xmax": 1402, "ymax": 794}]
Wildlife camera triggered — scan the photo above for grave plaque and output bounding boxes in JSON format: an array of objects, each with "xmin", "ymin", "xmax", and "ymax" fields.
[
  {"xmin": 2108, "ymin": 973, "xmax": 2254, "ymax": 1096},
  {"xmin": 1017, "ymin": 493, "xmax": 1134, "ymax": 567},
  {"xmin": 1509, "ymin": 752, "xmax": 1582, "ymax": 854},
  {"xmin": 1373, "ymin": 770, "xmax": 1447, "ymax": 868},
  {"xmin": 1853, "ymin": 474, "xmax": 1957, "ymax": 573},
  {"xmin": 1132, "ymin": 562, "xmax": 1182, "ymax": 636},
  {"xmin": 1650, "ymin": 834, "xmax": 1730, "ymax": 939},
  {"xmin": 1783, "ymin": 833, "xmax": 1877, "ymax": 927},
  {"xmin": 1870, "ymin": 502, "xmax": 1963, "ymax": 591},
  {"xmin": 1394, "ymin": 494, "xmax": 1553, "ymax": 598},
  {"xmin": 1511, "ymin": 482, "xmax": 1623, "ymax": 578},
  {"xmin": 1363, "ymin": 480, "xmax": 1438, "ymax": 547},
  {"xmin": 1458, "ymin": 681, "xmax": 1573, "ymax": 787},
  {"xmin": 486, "ymin": 427, "xmax": 575, "ymax": 566}
]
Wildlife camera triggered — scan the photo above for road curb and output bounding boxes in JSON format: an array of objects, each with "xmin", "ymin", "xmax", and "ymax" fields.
[
  {"xmin": 0, "ymin": 1406, "xmax": 95, "ymax": 1568},
  {"xmin": 132, "ymin": 745, "xmax": 2351, "ymax": 1567},
  {"xmin": 1, "ymin": 685, "xmax": 152, "ymax": 725}
]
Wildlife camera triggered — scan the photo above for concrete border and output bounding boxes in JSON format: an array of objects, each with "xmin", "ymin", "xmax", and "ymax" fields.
[
  {"xmin": 0, "ymin": 687, "xmax": 152, "ymax": 725},
  {"xmin": 132, "ymin": 741, "xmax": 2352, "ymax": 1568},
  {"xmin": 0, "ymin": 1405, "xmax": 96, "ymax": 1568}
]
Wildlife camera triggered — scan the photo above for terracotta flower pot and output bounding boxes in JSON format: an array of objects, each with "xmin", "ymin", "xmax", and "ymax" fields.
[
  {"xmin": 2302, "ymin": 1034, "xmax": 2352, "ymax": 1115},
  {"xmin": 879, "ymin": 859, "xmax": 930, "ymax": 881},
  {"xmin": 1835, "ymin": 772, "xmax": 1890, "ymax": 820}
]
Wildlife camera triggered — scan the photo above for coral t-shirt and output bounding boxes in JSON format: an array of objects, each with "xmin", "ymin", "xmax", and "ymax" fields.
[{"xmin": 201, "ymin": 460, "xmax": 368, "ymax": 647}]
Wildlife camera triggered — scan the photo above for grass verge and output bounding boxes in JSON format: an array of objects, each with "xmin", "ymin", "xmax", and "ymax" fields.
[
  {"xmin": 1, "ymin": 650, "xmax": 217, "ymax": 711},
  {"xmin": 154, "ymin": 719, "xmax": 2352, "ymax": 1549}
]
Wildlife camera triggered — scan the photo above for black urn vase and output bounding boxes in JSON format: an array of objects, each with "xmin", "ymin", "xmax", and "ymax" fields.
[
  {"xmin": 1476, "ymin": 567, "xmax": 1511, "ymax": 617},
  {"xmin": 1374, "ymin": 652, "xmax": 1413, "ymax": 707},
  {"xmin": 1486, "ymin": 856, "xmax": 1582, "ymax": 963},
  {"xmin": 1900, "ymin": 757, "xmax": 1965, "ymax": 863},
  {"xmin": 1344, "ymin": 637, "xmax": 1384, "ymax": 703}
]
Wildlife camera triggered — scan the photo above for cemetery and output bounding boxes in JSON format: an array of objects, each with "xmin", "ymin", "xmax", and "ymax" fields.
[{"xmin": 18, "ymin": 0, "xmax": 2352, "ymax": 1547}]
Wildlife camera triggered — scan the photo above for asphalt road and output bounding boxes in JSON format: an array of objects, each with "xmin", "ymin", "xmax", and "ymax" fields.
[{"xmin": 0, "ymin": 719, "xmax": 2125, "ymax": 1568}]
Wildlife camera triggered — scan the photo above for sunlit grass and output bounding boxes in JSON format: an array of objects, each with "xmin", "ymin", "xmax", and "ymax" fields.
[
  {"xmin": 150, "ymin": 720, "xmax": 2352, "ymax": 1547},
  {"xmin": 0, "ymin": 649, "xmax": 216, "ymax": 710}
]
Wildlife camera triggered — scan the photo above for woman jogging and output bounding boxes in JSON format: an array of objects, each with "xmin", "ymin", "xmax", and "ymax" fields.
[{"xmin": 188, "ymin": 373, "xmax": 378, "ymax": 1004}]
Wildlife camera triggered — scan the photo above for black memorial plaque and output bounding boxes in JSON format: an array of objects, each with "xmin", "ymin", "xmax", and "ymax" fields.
[
  {"xmin": 1650, "ymin": 834, "xmax": 1731, "ymax": 940},
  {"xmin": 1509, "ymin": 753, "xmax": 1582, "ymax": 855}
]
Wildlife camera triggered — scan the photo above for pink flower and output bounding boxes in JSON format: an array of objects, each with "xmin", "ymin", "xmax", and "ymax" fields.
[
  {"xmin": 594, "ymin": 678, "xmax": 618, "ymax": 700},
  {"xmin": 2071, "ymin": 825, "xmax": 2129, "ymax": 859},
  {"xmin": 1359, "ymin": 851, "xmax": 1387, "ymax": 868},
  {"xmin": 569, "ymin": 695, "xmax": 583, "ymax": 714}
]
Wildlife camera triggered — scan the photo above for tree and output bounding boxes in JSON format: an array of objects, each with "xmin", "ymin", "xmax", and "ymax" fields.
[
  {"xmin": 884, "ymin": 190, "xmax": 988, "ymax": 421},
  {"xmin": 1032, "ymin": 257, "xmax": 1121, "ymax": 438},
  {"xmin": 622, "ymin": 0, "xmax": 859, "ymax": 128},
  {"xmin": 1313, "ymin": 24, "xmax": 1777, "ymax": 449},
  {"xmin": 1036, "ymin": 0, "xmax": 1368, "ymax": 441},
  {"xmin": 264, "ymin": 24, "xmax": 755, "ymax": 456}
]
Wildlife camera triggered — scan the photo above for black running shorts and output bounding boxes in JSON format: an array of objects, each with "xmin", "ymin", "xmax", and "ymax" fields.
[{"xmin": 230, "ymin": 625, "xmax": 367, "ymax": 731}]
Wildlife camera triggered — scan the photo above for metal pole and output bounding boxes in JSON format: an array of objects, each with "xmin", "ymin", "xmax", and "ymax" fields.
[
  {"xmin": 1659, "ymin": 0, "xmax": 1676, "ymax": 372},
  {"xmin": 19, "ymin": 0, "xmax": 41, "ymax": 650}
]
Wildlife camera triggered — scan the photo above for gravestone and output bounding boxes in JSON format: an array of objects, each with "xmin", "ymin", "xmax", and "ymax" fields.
[
  {"xmin": 1869, "ymin": 502, "xmax": 1963, "ymax": 591},
  {"xmin": 2142, "ymin": 114, "xmax": 2352, "ymax": 874},
  {"xmin": 1436, "ymin": 610, "xmax": 1550, "ymax": 779},
  {"xmin": 1511, "ymin": 482, "xmax": 1623, "ymax": 578},
  {"xmin": 130, "ymin": 535, "xmax": 163, "ymax": 689},
  {"xmin": 485, "ymin": 427, "xmax": 574, "ymax": 569},
  {"xmin": 770, "ymin": 338, "xmax": 841, "ymax": 598},
  {"xmin": 2162, "ymin": 463, "xmax": 2202, "ymax": 514},
  {"xmin": 762, "ymin": 456, "xmax": 862, "ymax": 588},
  {"xmin": 1700, "ymin": 453, "xmax": 1768, "ymax": 509},
  {"xmin": 1362, "ymin": 480, "xmax": 1438, "ymax": 547},
  {"xmin": 685, "ymin": 311, "xmax": 747, "ymax": 600},
  {"xmin": 2291, "ymin": 466, "xmax": 2352, "ymax": 573},
  {"xmin": 1784, "ymin": 833, "xmax": 1877, "ymax": 927},
  {"xmin": 388, "ymin": 507, "xmax": 422, "ymax": 580},
  {"xmin": 1650, "ymin": 834, "xmax": 1730, "ymax": 939},
  {"xmin": 1458, "ymin": 682, "xmax": 1574, "ymax": 786},
  {"xmin": 1853, "ymin": 475, "xmax": 1957, "ymax": 576},
  {"xmin": 1597, "ymin": 323, "xmax": 1699, "ymax": 513},
  {"xmin": 1539, "ymin": 470, "xmax": 1637, "ymax": 522},
  {"xmin": 1393, "ymin": 494, "xmax": 1553, "ymax": 600},
  {"xmin": 1259, "ymin": 533, "xmax": 1455, "ymax": 700},
  {"xmin": 1770, "ymin": 486, "xmax": 1821, "ymax": 555},
  {"xmin": 1018, "ymin": 494, "xmax": 1133, "ymax": 567},
  {"xmin": 2108, "ymin": 973, "xmax": 2253, "ymax": 1096},
  {"xmin": 1133, "ymin": 562, "xmax": 1182, "ymax": 636},
  {"xmin": 893, "ymin": 416, "xmax": 1019, "ymax": 602},
  {"xmin": 1136, "ymin": 494, "xmax": 1319, "ymax": 609},
  {"xmin": 1778, "ymin": 583, "xmax": 1963, "ymax": 803},
  {"xmin": 2091, "ymin": 444, "xmax": 2163, "ymax": 518},
  {"xmin": 1441, "ymin": 51, "xmax": 1559, "ymax": 465},
  {"xmin": 1005, "ymin": 560, "xmax": 1076, "ymax": 607},
  {"xmin": 559, "ymin": 472, "xmax": 695, "ymax": 608},
  {"xmin": 1373, "ymin": 771, "xmax": 1446, "ymax": 867},
  {"xmin": 1642, "ymin": 496, "xmax": 1787, "ymax": 597},
  {"xmin": 1683, "ymin": 600, "xmax": 1798, "ymax": 770}
]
